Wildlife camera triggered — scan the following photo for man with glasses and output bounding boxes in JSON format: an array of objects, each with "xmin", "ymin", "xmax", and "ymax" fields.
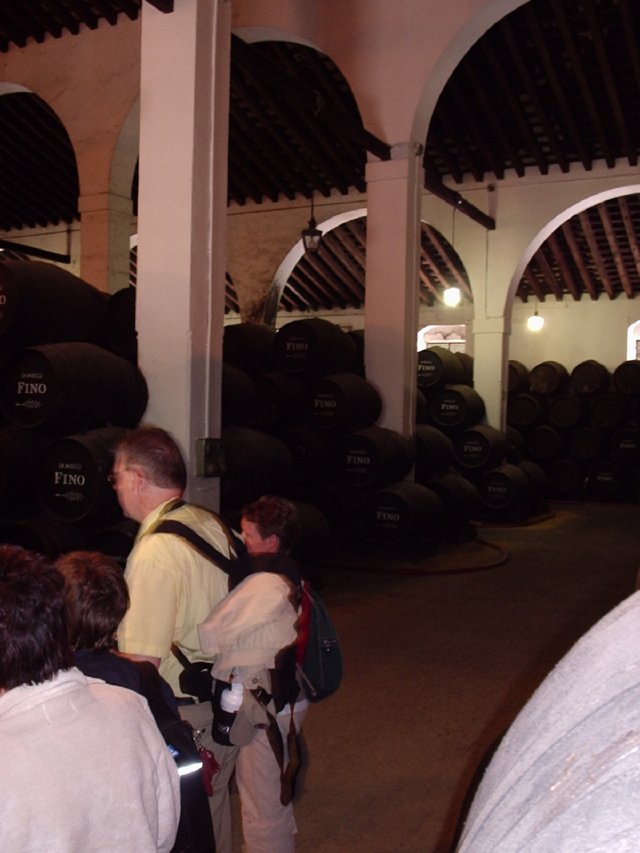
[{"xmin": 113, "ymin": 425, "xmax": 237, "ymax": 853}]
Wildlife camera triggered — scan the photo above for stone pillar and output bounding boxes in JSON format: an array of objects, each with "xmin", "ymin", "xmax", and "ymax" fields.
[
  {"xmin": 364, "ymin": 144, "xmax": 423, "ymax": 437},
  {"xmin": 471, "ymin": 317, "xmax": 510, "ymax": 430},
  {"xmin": 136, "ymin": 0, "xmax": 231, "ymax": 508},
  {"xmin": 78, "ymin": 191, "xmax": 131, "ymax": 293}
]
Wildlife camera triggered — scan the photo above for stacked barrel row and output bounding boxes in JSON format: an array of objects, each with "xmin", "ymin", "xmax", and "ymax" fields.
[
  {"xmin": 220, "ymin": 324, "xmax": 546, "ymax": 553},
  {"xmin": 416, "ymin": 346, "xmax": 549, "ymax": 524},
  {"xmin": 507, "ymin": 357, "xmax": 640, "ymax": 502},
  {"xmin": 0, "ymin": 260, "xmax": 146, "ymax": 560}
]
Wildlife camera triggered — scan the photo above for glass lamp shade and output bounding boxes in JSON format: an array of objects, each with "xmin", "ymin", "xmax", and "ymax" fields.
[
  {"xmin": 443, "ymin": 287, "xmax": 461, "ymax": 307},
  {"xmin": 302, "ymin": 218, "xmax": 322, "ymax": 253},
  {"xmin": 527, "ymin": 311, "xmax": 545, "ymax": 332}
]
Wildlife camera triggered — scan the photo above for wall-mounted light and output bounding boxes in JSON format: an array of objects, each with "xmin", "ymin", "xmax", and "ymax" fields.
[
  {"xmin": 527, "ymin": 309, "xmax": 544, "ymax": 332},
  {"xmin": 443, "ymin": 286, "xmax": 461, "ymax": 308},
  {"xmin": 301, "ymin": 194, "xmax": 322, "ymax": 253}
]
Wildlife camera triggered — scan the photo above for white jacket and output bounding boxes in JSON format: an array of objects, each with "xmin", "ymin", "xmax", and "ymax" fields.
[{"xmin": 0, "ymin": 668, "xmax": 180, "ymax": 852}]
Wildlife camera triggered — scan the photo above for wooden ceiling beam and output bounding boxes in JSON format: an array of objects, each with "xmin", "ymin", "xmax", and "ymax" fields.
[
  {"xmin": 618, "ymin": 196, "xmax": 640, "ymax": 281},
  {"xmin": 560, "ymin": 221, "xmax": 599, "ymax": 300},
  {"xmin": 547, "ymin": 233, "xmax": 581, "ymax": 300},
  {"xmin": 479, "ymin": 37, "xmax": 549, "ymax": 175},
  {"xmin": 523, "ymin": 268, "xmax": 545, "ymax": 302},
  {"xmin": 551, "ymin": 0, "xmax": 614, "ymax": 167},
  {"xmin": 533, "ymin": 248, "xmax": 564, "ymax": 301},
  {"xmin": 304, "ymin": 251, "xmax": 363, "ymax": 306},
  {"xmin": 578, "ymin": 210, "xmax": 615, "ymax": 298},
  {"xmin": 598, "ymin": 202, "xmax": 634, "ymax": 297},
  {"xmin": 584, "ymin": 0, "xmax": 637, "ymax": 166},
  {"xmin": 423, "ymin": 224, "xmax": 473, "ymax": 297},
  {"xmin": 498, "ymin": 17, "xmax": 570, "ymax": 173},
  {"xmin": 324, "ymin": 235, "xmax": 366, "ymax": 288},
  {"xmin": 524, "ymin": 6, "xmax": 593, "ymax": 170},
  {"xmin": 460, "ymin": 61, "xmax": 525, "ymax": 177},
  {"xmin": 332, "ymin": 227, "xmax": 366, "ymax": 273}
]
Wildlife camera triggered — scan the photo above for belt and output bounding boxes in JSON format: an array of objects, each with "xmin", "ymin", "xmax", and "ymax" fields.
[{"xmin": 175, "ymin": 697, "xmax": 197, "ymax": 706}]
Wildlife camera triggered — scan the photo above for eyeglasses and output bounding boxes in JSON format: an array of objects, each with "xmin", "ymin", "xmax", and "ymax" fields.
[{"xmin": 107, "ymin": 468, "xmax": 130, "ymax": 487}]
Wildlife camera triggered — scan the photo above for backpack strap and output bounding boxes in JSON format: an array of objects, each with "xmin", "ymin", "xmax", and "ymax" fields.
[{"xmin": 154, "ymin": 518, "xmax": 236, "ymax": 575}]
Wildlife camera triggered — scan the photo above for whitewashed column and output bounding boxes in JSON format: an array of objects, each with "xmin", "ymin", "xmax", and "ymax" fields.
[
  {"xmin": 364, "ymin": 144, "xmax": 423, "ymax": 437},
  {"xmin": 137, "ymin": 0, "xmax": 230, "ymax": 507}
]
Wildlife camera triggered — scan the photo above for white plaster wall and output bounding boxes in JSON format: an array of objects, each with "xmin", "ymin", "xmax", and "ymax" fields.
[{"xmin": 509, "ymin": 297, "xmax": 639, "ymax": 374}]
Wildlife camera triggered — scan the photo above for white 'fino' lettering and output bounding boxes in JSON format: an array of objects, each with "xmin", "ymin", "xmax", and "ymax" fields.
[
  {"xmin": 17, "ymin": 381, "xmax": 47, "ymax": 394},
  {"xmin": 54, "ymin": 472, "xmax": 86, "ymax": 486}
]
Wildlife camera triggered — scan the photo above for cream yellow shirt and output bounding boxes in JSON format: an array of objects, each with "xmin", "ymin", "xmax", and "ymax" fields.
[{"xmin": 118, "ymin": 500, "xmax": 232, "ymax": 696}]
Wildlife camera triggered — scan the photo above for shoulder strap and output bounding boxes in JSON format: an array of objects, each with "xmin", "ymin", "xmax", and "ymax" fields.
[{"xmin": 154, "ymin": 518, "xmax": 235, "ymax": 575}]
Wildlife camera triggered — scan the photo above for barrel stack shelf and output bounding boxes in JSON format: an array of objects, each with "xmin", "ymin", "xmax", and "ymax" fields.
[
  {"xmin": 219, "ymin": 325, "xmax": 551, "ymax": 566},
  {"xmin": 0, "ymin": 260, "xmax": 145, "ymax": 562}
]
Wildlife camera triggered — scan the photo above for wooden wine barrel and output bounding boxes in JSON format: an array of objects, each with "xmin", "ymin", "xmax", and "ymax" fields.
[
  {"xmin": 364, "ymin": 480, "xmax": 444, "ymax": 545},
  {"xmin": 478, "ymin": 463, "xmax": 531, "ymax": 513},
  {"xmin": 414, "ymin": 424, "xmax": 455, "ymax": 483},
  {"xmin": 428, "ymin": 385, "xmax": 486, "ymax": 434},
  {"xmin": 568, "ymin": 426, "xmax": 606, "ymax": 463},
  {"xmin": 546, "ymin": 458, "xmax": 585, "ymax": 499},
  {"xmin": 0, "ymin": 260, "xmax": 107, "ymax": 351},
  {"xmin": 456, "ymin": 352, "xmax": 474, "ymax": 387},
  {"xmin": 103, "ymin": 285, "xmax": 137, "ymax": 363},
  {"xmin": 547, "ymin": 394, "xmax": 589, "ymax": 429},
  {"xmin": 589, "ymin": 393, "xmax": 629, "ymax": 432},
  {"xmin": 507, "ymin": 360, "xmax": 530, "ymax": 395},
  {"xmin": 519, "ymin": 459, "xmax": 551, "ymax": 507},
  {"xmin": 222, "ymin": 322, "xmax": 277, "ymax": 376},
  {"xmin": 609, "ymin": 427, "xmax": 640, "ymax": 466},
  {"xmin": 274, "ymin": 318, "xmax": 358, "ymax": 376},
  {"xmin": 585, "ymin": 460, "xmax": 624, "ymax": 501},
  {"xmin": 36, "ymin": 427, "xmax": 127, "ymax": 525},
  {"xmin": 0, "ymin": 424, "xmax": 51, "ymax": 516},
  {"xmin": 338, "ymin": 426, "xmax": 415, "ymax": 488},
  {"xmin": 347, "ymin": 328, "xmax": 366, "ymax": 377},
  {"xmin": 569, "ymin": 360, "xmax": 611, "ymax": 396},
  {"xmin": 529, "ymin": 360, "xmax": 569, "ymax": 395},
  {"xmin": 506, "ymin": 393, "xmax": 547, "ymax": 430},
  {"xmin": 453, "ymin": 425, "xmax": 508, "ymax": 474},
  {"xmin": 417, "ymin": 346, "xmax": 465, "ymax": 392},
  {"xmin": 289, "ymin": 500, "xmax": 332, "ymax": 565},
  {"xmin": 220, "ymin": 427, "xmax": 294, "ymax": 511},
  {"xmin": 526, "ymin": 425, "xmax": 566, "ymax": 462},
  {"xmin": 0, "ymin": 343, "xmax": 148, "ymax": 435},
  {"xmin": 221, "ymin": 363, "xmax": 257, "ymax": 426},
  {"xmin": 416, "ymin": 388, "xmax": 428, "ymax": 424},
  {"xmin": 612, "ymin": 360, "xmax": 640, "ymax": 395},
  {"xmin": 504, "ymin": 426, "xmax": 527, "ymax": 463},
  {"xmin": 305, "ymin": 477, "xmax": 370, "ymax": 533},
  {"xmin": 250, "ymin": 370, "xmax": 308, "ymax": 428},
  {"xmin": 307, "ymin": 372, "xmax": 382, "ymax": 432},
  {"xmin": 427, "ymin": 469, "xmax": 481, "ymax": 540},
  {"xmin": 85, "ymin": 518, "xmax": 139, "ymax": 569},
  {"xmin": 0, "ymin": 515, "xmax": 87, "ymax": 558},
  {"xmin": 275, "ymin": 424, "xmax": 337, "ymax": 485}
]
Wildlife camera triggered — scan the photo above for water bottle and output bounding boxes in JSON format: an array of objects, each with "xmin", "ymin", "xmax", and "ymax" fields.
[{"xmin": 212, "ymin": 678, "xmax": 244, "ymax": 746}]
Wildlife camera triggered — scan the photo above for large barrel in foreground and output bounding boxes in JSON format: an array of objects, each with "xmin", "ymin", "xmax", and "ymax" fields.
[
  {"xmin": 0, "ymin": 260, "xmax": 107, "ymax": 350},
  {"xmin": 36, "ymin": 426, "xmax": 127, "ymax": 525},
  {"xmin": 0, "ymin": 343, "xmax": 148, "ymax": 434}
]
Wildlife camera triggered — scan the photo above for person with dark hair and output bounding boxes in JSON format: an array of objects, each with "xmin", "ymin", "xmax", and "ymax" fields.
[
  {"xmin": 0, "ymin": 544, "xmax": 180, "ymax": 852},
  {"xmin": 241, "ymin": 494, "xmax": 301, "ymax": 558},
  {"xmin": 56, "ymin": 550, "xmax": 214, "ymax": 853},
  {"xmin": 198, "ymin": 495, "xmax": 308, "ymax": 853},
  {"xmin": 113, "ymin": 425, "xmax": 236, "ymax": 852}
]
